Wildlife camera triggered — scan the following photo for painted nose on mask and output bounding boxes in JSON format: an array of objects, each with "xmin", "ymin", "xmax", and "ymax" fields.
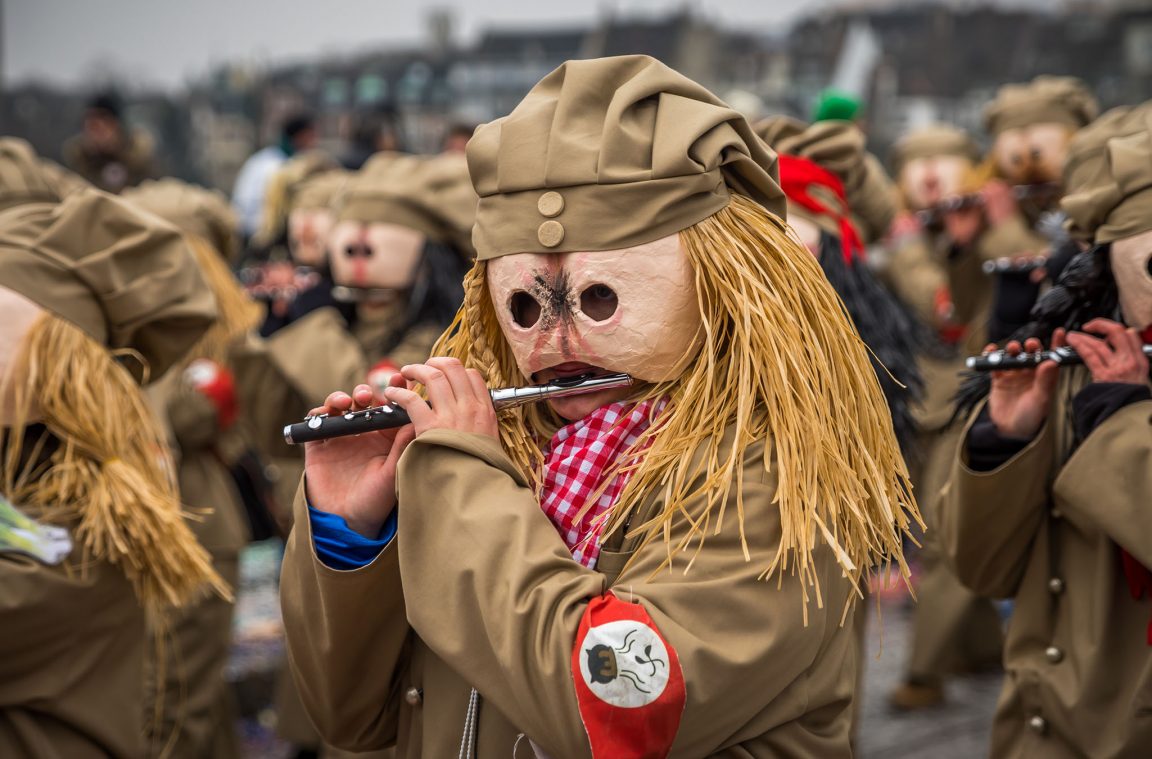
[{"xmin": 344, "ymin": 242, "xmax": 372, "ymax": 259}]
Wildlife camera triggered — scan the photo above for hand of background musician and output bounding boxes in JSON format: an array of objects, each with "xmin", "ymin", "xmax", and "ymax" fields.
[
  {"xmin": 987, "ymin": 329, "xmax": 1066, "ymax": 440},
  {"xmin": 1065, "ymin": 319, "xmax": 1150, "ymax": 385},
  {"xmin": 980, "ymin": 179, "xmax": 1018, "ymax": 228},
  {"xmin": 943, "ymin": 204, "xmax": 984, "ymax": 248},
  {"xmin": 303, "ymin": 376, "xmax": 416, "ymax": 539},
  {"xmin": 383, "ymin": 357, "xmax": 499, "ymax": 440}
]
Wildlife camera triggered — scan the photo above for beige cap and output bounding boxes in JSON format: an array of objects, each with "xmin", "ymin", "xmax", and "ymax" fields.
[
  {"xmin": 756, "ymin": 116, "xmax": 896, "ymax": 244},
  {"xmin": 466, "ymin": 55, "xmax": 785, "ymax": 260},
  {"xmin": 889, "ymin": 124, "xmax": 979, "ymax": 174},
  {"xmin": 123, "ymin": 178, "xmax": 240, "ymax": 263},
  {"xmin": 1061, "ymin": 104, "xmax": 1152, "ymax": 243},
  {"xmin": 291, "ymin": 169, "xmax": 352, "ymax": 212},
  {"xmin": 0, "ymin": 190, "xmax": 215, "ymax": 379},
  {"xmin": 983, "ymin": 76, "xmax": 1098, "ymax": 135},
  {"xmin": 0, "ymin": 137, "xmax": 88, "ymax": 212},
  {"xmin": 253, "ymin": 149, "xmax": 340, "ymax": 247},
  {"xmin": 335, "ymin": 152, "xmax": 477, "ymax": 256}
]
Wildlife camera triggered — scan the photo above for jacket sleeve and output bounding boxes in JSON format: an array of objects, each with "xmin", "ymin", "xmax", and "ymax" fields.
[
  {"xmin": 395, "ymin": 429, "xmax": 856, "ymax": 758},
  {"xmin": 886, "ymin": 233, "xmax": 947, "ymax": 325},
  {"xmin": 975, "ymin": 213, "xmax": 1048, "ymax": 261},
  {"xmin": 936, "ymin": 400, "xmax": 1054, "ymax": 598},
  {"xmin": 279, "ymin": 480, "xmax": 411, "ymax": 751},
  {"xmin": 1055, "ymin": 400, "xmax": 1152, "ymax": 567}
]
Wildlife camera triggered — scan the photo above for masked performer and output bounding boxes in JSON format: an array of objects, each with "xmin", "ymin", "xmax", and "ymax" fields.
[
  {"xmin": 944, "ymin": 103, "xmax": 1152, "ymax": 756},
  {"xmin": 123, "ymin": 178, "xmax": 265, "ymax": 759},
  {"xmin": 881, "ymin": 125, "xmax": 1008, "ymax": 709},
  {"xmin": 281, "ymin": 55, "xmax": 919, "ymax": 758},
  {"xmin": 0, "ymin": 189, "xmax": 225, "ymax": 757}
]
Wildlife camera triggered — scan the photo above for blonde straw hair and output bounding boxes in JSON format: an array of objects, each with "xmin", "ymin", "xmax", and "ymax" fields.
[
  {"xmin": 184, "ymin": 235, "xmax": 262, "ymax": 366},
  {"xmin": 434, "ymin": 194, "xmax": 921, "ymax": 608},
  {"xmin": 0, "ymin": 314, "xmax": 229, "ymax": 614}
]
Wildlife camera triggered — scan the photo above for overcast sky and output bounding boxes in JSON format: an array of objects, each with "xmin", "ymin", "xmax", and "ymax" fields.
[{"xmin": 5, "ymin": 0, "xmax": 1073, "ymax": 90}]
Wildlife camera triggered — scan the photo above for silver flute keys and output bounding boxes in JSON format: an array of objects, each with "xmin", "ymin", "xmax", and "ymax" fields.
[
  {"xmin": 967, "ymin": 345, "xmax": 1152, "ymax": 371},
  {"xmin": 283, "ymin": 372, "xmax": 634, "ymax": 444}
]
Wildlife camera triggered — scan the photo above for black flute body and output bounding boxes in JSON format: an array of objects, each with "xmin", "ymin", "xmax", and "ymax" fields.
[
  {"xmin": 283, "ymin": 372, "xmax": 634, "ymax": 444},
  {"xmin": 966, "ymin": 345, "xmax": 1152, "ymax": 371}
]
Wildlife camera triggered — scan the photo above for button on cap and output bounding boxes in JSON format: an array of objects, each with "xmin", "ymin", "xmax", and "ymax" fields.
[
  {"xmin": 1048, "ymin": 577, "xmax": 1065, "ymax": 594},
  {"xmin": 1028, "ymin": 715, "xmax": 1047, "ymax": 734},
  {"xmin": 537, "ymin": 191, "xmax": 565, "ymax": 217},
  {"xmin": 1045, "ymin": 646, "xmax": 1064, "ymax": 664},
  {"xmin": 404, "ymin": 686, "xmax": 423, "ymax": 705},
  {"xmin": 538, "ymin": 220, "xmax": 565, "ymax": 248}
]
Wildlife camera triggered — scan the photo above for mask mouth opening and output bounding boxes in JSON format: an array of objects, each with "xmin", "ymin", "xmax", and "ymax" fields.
[{"xmin": 533, "ymin": 361, "xmax": 613, "ymax": 383}]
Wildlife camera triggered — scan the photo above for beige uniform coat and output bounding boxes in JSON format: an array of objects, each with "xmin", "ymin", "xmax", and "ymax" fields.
[
  {"xmin": 0, "ymin": 549, "xmax": 145, "ymax": 758},
  {"xmin": 281, "ymin": 427, "xmax": 859, "ymax": 758},
  {"xmin": 887, "ymin": 228, "xmax": 1008, "ymax": 680},
  {"xmin": 144, "ymin": 370, "xmax": 249, "ymax": 758},
  {"xmin": 940, "ymin": 367, "xmax": 1152, "ymax": 757}
]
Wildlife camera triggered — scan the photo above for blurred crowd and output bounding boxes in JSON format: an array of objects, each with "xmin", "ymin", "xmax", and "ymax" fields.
[{"xmin": 1, "ymin": 58, "xmax": 1151, "ymax": 758}]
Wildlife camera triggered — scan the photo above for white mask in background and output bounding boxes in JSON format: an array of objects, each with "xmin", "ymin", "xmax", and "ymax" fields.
[
  {"xmin": 1110, "ymin": 228, "xmax": 1152, "ymax": 331},
  {"xmin": 486, "ymin": 234, "xmax": 705, "ymax": 383},
  {"xmin": 328, "ymin": 220, "xmax": 426, "ymax": 291},
  {"xmin": 0, "ymin": 286, "xmax": 47, "ymax": 425},
  {"xmin": 787, "ymin": 213, "xmax": 822, "ymax": 257},
  {"xmin": 899, "ymin": 155, "xmax": 974, "ymax": 211},
  {"xmin": 992, "ymin": 123, "xmax": 1074, "ymax": 186},
  {"xmin": 288, "ymin": 207, "xmax": 336, "ymax": 268}
]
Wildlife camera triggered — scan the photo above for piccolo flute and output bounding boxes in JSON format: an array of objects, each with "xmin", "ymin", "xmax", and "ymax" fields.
[
  {"xmin": 966, "ymin": 345, "xmax": 1152, "ymax": 371},
  {"xmin": 283, "ymin": 372, "xmax": 634, "ymax": 444},
  {"xmin": 916, "ymin": 182, "xmax": 1061, "ymax": 226}
]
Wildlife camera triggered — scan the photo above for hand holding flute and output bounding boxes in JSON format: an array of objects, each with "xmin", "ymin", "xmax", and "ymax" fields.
[{"xmin": 980, "ymin": 320, "xmax": 1150, "ymax": 440}]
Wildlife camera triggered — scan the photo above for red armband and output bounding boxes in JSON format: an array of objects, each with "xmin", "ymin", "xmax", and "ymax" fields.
[
  {"xmin": 185, "ymin": 359, "xmax": 238, "ymax": 430},
  {"xmin": 572, "ymin": 592, "xmax": 686, "ymax": 759}
]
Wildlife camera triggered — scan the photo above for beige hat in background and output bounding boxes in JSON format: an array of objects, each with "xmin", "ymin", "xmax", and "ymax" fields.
[
  {"xmin": 123, "ymin": 178, "xmax": 240, "ymax": 262},
  {"xmin": 253, "ymin": 149, "xmax": 340, "ymax": 247},
  {"xmin": 466, "ymin": 54, "xmax": 785, "ymax": 261},
  {"xmin": 291, "ymin": 169, "xmax": 352, "ymax": 212},
  {"xmin": 983, "ymin": 75, "xmax": 1098, "ymax": 135},
  {"xmin": 889, "ymin": 124, "xmax": 980, "ymax": 175},
  {"xmin": 756, "ymin": 116, "xmax": 896, "ymax": 244},
  {"xmin": 0, "ymin": 137, "xmax": 89, "ymax": 212},
  {"xmin": 336, "ymin": 152, "xmax": 477, "ymax": 256},
  {"xmin": 1061, "ymin": 103, "xmax": 1152, "ymax": 243},
  {"xmin": 0, "ymin": 190, "xmax": 216, "ymax": 380}
]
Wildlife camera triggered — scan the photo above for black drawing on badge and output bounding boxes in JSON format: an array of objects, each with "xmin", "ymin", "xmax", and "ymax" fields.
[{"xmin": 585, "ymin": 628, "xmax": 666, "ymax": 694}]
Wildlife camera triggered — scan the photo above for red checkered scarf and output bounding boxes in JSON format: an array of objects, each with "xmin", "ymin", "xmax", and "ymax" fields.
[{"xmin": 539, "ymin": 398, "xmax": 666, "ymax": 568}]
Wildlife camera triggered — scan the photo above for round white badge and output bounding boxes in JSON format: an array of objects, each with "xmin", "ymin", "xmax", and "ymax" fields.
[{"xmin": 578, "ymin": 620, "xmax": 670, "ymax": 708}]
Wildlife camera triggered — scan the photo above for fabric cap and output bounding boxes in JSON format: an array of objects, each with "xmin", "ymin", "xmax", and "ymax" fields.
[
  {"xmin": 466, "ymin": 55, "xmax": 785, "ymax": 260},
  {"xmin": 336, "ymin": 152, "xmax": 477, "ymax": 256},
  {"xmin": 756, "ymin": 117, "xmax": 896, "ymax": 244},
  {"xmin": 983, "ymin": 76, "xmax": 1098, "ymax": 136},
  {"xmin": 0, "ymin": 189, "xmax": 216, "ymax": 380},
  {"xmin": 1059, "ymin": 103, "xmax": 1152, "ymax": 243},
  {"xmin": 0, "ymin": 137, "xmax": 89, "ymax": 212},
  {"xmin": 889, "ymin": 124, "xmax": 980, "ymax": 174},
  {"xmin": 291, "ymin": 169, "xmax": 352, "ymax": 212},
  {"xmin": 123, "ymin": 178, "xmax": 240, "ymax": 263}
]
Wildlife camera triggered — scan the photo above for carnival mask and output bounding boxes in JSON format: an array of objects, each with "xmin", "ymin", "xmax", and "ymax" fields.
[
  {"xmin": 288, "ymin": 207, "xmax": 336, "ymax": 268},
  {"xmin": 787, "ymin": 213, "xmax": 822, "ymax": 256},
  {"xmin": 1110, "ymin": 229, "xmax": 1152, "ymax": 331},
  {"xmin": 899, "ymin": 155, "xmax": 973, "ymax": 211},
  {"xmin": 0, "ymin": 286, "xmax": 46, "ymax": 425},
  {"xmin": 992, "ymin": 123, "xmax": 1073, "ymax": 186},
  {"xmin": 328, "ymin": 220, "xmax": 425, "ymax": 291},
  {"xmin": 486, "ymin": 234, "xmax": 704, "ymax": 384}
]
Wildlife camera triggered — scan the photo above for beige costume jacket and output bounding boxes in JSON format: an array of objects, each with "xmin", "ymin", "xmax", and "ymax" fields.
[
  {"xmin": 281, "ymin": 427, "xmax": 858, "ymax": 758},
  {"xmin": 939, "ymin": 368, "xmax": 1152, "ymax": 757}
]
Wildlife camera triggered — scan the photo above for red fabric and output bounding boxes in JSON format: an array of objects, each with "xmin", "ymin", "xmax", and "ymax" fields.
[
  {"xmin": 540, "ymin": 398, "xmax": 665, "ymax": 568},
  {"xmin": 1119, "ymin": 548, "xmax": 1152, "ymax": 646},
  {"xmin": 184, "ymin": 359, "xmax": 238, "ymax": 430},
  {"xmin": 572, "ymin": 592, "xmax": 686, "ymax": 758},
  {"xmin": 1140, "ymin": 326, "xmax": 1152, "ymax": 344},
  {"xmin": 777, "ymin": 154, "xmax": 865, "ymax": 265}
]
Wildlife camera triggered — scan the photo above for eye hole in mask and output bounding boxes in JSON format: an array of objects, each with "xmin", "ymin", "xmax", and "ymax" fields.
[
  {"xmin": 1145, "ymin": 254, "xmax": 1152, "ymax": 279},
  {"xmin": 510, "ymin": 291, "xmax": 541, "ymax": 328},
  {"xmin": 580, "ymin": 284, "xmax": 618, "ymax": 321}
]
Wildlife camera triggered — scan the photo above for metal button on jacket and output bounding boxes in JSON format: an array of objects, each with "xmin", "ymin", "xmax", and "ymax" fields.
[
  {"xmin": 405, "ymin": 686, "xmax": 423, "ymax": 706},
  {"xmin": 1028, "ymin": 715, "xmax": 1047, "ymax": 734},
  {"xmin": 1045, "ymin": 646, "xmax": 1064, "ymax": 664},
  {"xmin": 1048, "ymin": 577, "xmax": 1065, "ymax": 594}
]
